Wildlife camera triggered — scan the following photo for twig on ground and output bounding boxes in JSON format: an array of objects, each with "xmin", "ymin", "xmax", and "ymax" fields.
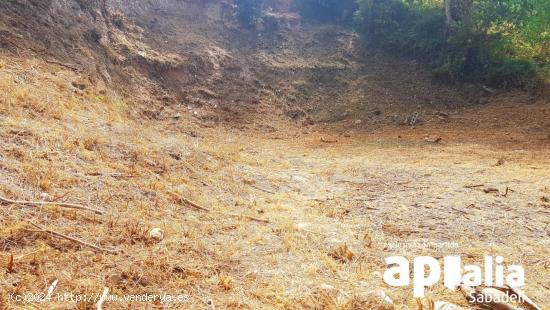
[
  {"xmin": 86, "ymin": 172, "xmax": 135, "ymax": 178},
  {"xmin": 464, "ymin": 184, "xmax": 484, "ymax": 188},
  {"xmin": 28, "ymin": 221, "xmax": 116, "ymax": 254},
  {"xmin": 217, "ymin": 212, "xmax": 270, "ymax": 223},
  {"xmin": 0, "ymin": 194, "xmax": 104, "ymax": 215},
  {"xmin": 7, "ymin": 254, "xmax": 14, "ymax": 273},
  {"xmin": 515, "ymin": 220, "xmax": 536, "ymax": 232},
  {"xmin": 451, "ymin": 207, "xmax": 470, "ymax": 215},
  {"xmin": 320, "ymin": 137, "xmax": 338, "ymax": 143},
  {"xmin": 175, "ymin": 195, "xmax": 210, "ymax": 212},
  {"xmin": 171, "ymin": 193, "xmax": 269, "ymax": 223},
  {"xmin": 483, "ymin": 187, "xmax": 499, "ymax": 194},
  {"xmin": 250, "ymin": 184, "xmax": 276, "ymax": 194}
]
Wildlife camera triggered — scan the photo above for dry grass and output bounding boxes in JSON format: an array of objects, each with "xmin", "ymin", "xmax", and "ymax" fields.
[{"xmin": 0, "ymin": 54, "xmax": 549, "ymax": 310}]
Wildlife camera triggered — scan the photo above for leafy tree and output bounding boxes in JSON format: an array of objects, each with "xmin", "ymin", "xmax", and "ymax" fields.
[{"xmin": 354, "ymin": 0, "xmax": 548, "ymax": 87}]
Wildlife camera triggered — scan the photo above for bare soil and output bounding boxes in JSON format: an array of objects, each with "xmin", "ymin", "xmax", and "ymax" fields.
[{"xmin": 0, "ymin": 1, "xmax": 549, "ymax": 309}]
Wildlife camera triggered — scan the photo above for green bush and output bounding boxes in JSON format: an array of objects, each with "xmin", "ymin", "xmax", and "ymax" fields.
[
  {"xmin": 354, "ymin": 0, "xmax": 407, "ymax": 38},
  {"xmin": 487, "ymin": 58, "xmax": 537, "ymax": 88},
  {"xmin": 354, "ymin": 0, "xmax": 548, "ymax": 88}
]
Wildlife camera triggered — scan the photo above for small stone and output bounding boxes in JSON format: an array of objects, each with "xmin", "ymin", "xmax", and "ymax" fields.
[
  {"xmin": 320, "ymin": 283, "xmax": 335, "ymax": 291},
  {"xmin": 148, "ymin": 228, "xmax": 164, "ymax": 241},
  {"xmin": 40, "ymin": 193, "xmax": 53, "ymax": 201},
  {"xmin": 245, "ymin": 269, "xmax": 258, "ymax": 279}
]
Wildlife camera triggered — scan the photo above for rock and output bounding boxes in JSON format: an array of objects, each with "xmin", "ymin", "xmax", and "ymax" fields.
[
  {"xmin": 173, "ymin": 113, "xmax": 182, "ymax": 120},
  {"xmin": 148, "ymin": 228, "xmax": 164, "ymax": 241},
  {"xmin": 354, "ymin": 119, "xmax": 362, "ymax": 125},
  {"xmin": 40, "ymin": 193, "xmax": 53, "ymax": 201}
]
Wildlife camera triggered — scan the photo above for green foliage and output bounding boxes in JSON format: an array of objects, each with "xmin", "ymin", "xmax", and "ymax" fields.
[
  {"xmin": 354, "ymin": 0, "xmax": 548, "ymax": 88},
  {"xmin": 294, "ymin": 0, "xmax": 357, "ymax": 24},
  {"xmin": 354, "ymin": 0, "xmax": 407, "ymax": 36},
  {"xmin": 235, "ymin": 0, "xmax": 264, "ymax": 27}
]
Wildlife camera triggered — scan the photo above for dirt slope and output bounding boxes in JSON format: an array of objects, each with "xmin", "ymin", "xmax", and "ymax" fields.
[{"xmin": 0, "ymin": 0, "xmax": 549, "ymax": 309}]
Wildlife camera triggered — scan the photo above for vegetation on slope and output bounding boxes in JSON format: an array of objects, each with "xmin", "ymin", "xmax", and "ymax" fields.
[
  {"xmin": 354, "ymin": 0, "xmax": 549, "ymax": 88},
  {"xmin": 236, "ymin": 0, "xmax": 549, "ymax": 89}
]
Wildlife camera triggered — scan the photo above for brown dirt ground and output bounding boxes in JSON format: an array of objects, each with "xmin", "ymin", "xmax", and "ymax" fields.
[{"xmin": 0, "ymin": 54, "xmax": 548, "ymax": 308}]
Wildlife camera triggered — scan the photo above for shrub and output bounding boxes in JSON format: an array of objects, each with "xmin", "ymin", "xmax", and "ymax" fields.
[{"xmin": 354, "ymin": 0, "xmax": 547, "ymax": 88}]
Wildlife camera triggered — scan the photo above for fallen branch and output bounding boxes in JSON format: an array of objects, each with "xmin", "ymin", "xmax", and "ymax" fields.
[
  {"xmin": 0, "ymin": 195, "xmax": 104, "ymax": 215},
  {"xmin": 464, "ymin": 184, "xmax": 484, "ymax": 188},
  {"xmin": 28, "ymin": 221, "xmax": 116, "ymax": 254},
  {"xmin": 218, "ymin": 212, "xmax": 270, "ymax": 224},
  {"xmin": 176, "ymin": 195, "xmax": 210, "ymax": 212},
  {"xmin": 86, "ymin": 172, "xmax": 135, "ymax": 178},
  {"xmin": 171, "ymin": 193, "xmax": 269, "ymax": 223},
  {"xmin": 483, "ymin": 187, "xmax": 499, "ymax": 194},
  {"xmin": 451, "ymin": 207, "xmax": 470, "ymax": 215},
  {"xmin": 250, "ymin": 184, "xmax": 276, "ymax": 194}
]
